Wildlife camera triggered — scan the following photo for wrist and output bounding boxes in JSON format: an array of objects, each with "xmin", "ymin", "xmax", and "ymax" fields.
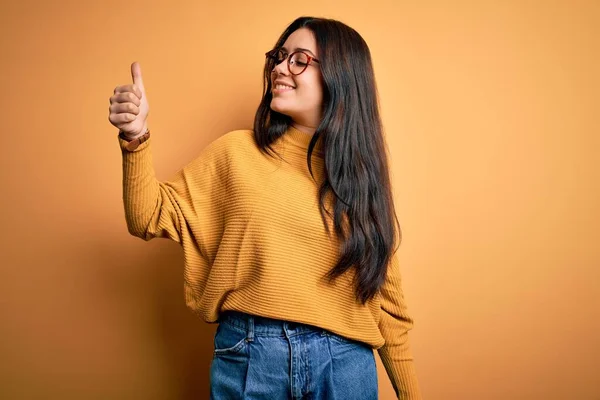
[
  {"xmin": 119, "ymin": 128, "xmax": 151, "ymax": 152},
  {"xmin": 120, "ymin": 126, "xmax": 149, "ymax": 141}
]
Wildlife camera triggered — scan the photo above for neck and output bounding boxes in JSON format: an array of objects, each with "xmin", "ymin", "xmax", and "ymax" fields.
[{"xmin": 291, "ymin": 122, "xmax": 317, "ymax": 135}]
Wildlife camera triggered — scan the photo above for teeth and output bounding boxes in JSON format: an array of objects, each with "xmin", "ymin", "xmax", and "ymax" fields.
[{"xmin": 275, "ymin": 84, "xmax": 294, "ymax": 90}]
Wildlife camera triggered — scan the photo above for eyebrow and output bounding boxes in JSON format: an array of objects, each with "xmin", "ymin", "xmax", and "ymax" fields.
[{"xmin": 281, "ymin": 46, "xmax": 318, "ymax": 58}]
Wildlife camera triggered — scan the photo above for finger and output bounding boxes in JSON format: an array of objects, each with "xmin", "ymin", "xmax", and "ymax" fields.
[
  {"xmin": 114, "ymin": 84, "xmax": 142, "ymax": 100},
  {"xmin": 109, "ymin": 102, "xmax": 139, "ymax": 115},
  {"xmin": 109, "ymin": 112, "xmax": 137, "ymax": 125},
  {"xmin": 131, "ymin": 61, "xmax": 145, "ymax": 93},
  {"xmin": 110, "ymin": 92, "xmax": 141, "ymax": 107}
]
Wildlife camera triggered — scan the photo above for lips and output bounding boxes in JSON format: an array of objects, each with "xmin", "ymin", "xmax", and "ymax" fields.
[
  {"xmin": 273, "ymin": 79, "xmax": 296, "ymax": 89},
  {"xmin": 274, "ymin": 84, "xmax": 294, "ymax": 90}
]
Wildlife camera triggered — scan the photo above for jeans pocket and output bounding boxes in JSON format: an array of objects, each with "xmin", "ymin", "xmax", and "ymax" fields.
[{"xmin": 213, "ymin": 322, "xmax": 249, "ymax": 356}]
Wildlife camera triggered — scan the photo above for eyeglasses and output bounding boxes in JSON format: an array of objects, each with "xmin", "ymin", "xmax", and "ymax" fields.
[{"xmin": 265, "ymin": 48, "xmax": 320, "ymax": 76}]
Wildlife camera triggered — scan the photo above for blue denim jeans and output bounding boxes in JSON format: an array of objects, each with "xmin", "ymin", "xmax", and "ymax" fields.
[{"xmin": 210, "ymin": 310, "xmax": 378, "ymax": 399}]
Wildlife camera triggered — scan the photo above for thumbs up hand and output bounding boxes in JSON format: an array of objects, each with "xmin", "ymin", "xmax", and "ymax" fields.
[{"xmin": 109, "ymin": 61, "xmax": 150, "ymax": 139}]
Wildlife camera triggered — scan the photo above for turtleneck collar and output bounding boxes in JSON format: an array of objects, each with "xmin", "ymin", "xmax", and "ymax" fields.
[{"xmin": 282, "ymin": 125, "xmax": 324, "ymax": 156}]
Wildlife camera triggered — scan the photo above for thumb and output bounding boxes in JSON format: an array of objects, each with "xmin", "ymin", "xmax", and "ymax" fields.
[{"xmin": 130, "ymin": 61, "xmax": 145, "ymax": 93}]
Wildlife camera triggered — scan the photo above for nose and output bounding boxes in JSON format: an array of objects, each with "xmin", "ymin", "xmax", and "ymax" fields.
[{"xmin": 272, "ymin": 58, "xmax": 289, "ymax": 76}]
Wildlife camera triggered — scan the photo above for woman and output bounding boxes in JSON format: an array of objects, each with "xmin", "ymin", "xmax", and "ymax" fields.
[{"xmin": 108, "ymin": 16, "xmax": 421, "ymax": 400}]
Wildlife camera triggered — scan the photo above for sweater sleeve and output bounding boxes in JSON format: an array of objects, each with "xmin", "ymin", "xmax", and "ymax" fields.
[
  {"xmin": 377, "ymin": 253, "xmax": 422, "ymax": 399},
  {"xmin": 118, "ymin": 133, "xmax": 225, "ymax": 244}
]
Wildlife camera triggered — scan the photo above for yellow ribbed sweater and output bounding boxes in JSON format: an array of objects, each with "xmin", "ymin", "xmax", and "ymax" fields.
[{"xmin": 118, "ymin": 125, "xmax": 421, "ymax": 399}]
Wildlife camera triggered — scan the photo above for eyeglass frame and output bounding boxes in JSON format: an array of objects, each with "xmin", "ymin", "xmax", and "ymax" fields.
[{"xmin": 265, "ymin": 48, "xmax": 321, "ymax": 76}]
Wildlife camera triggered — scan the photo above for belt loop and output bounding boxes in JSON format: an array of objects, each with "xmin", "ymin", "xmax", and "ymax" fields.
[{"xmin": 247, "ymin": 315, "xmax": 255, "ymax": 342}]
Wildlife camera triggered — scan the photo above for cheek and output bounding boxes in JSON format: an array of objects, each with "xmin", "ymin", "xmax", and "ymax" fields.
[
  {"xmin": 298, "ymin": 77, "xmax": 323, "ymax": 105},
  {"xmin": 314, "ymin": 81, "xmax": 324, "ymax": 103}
]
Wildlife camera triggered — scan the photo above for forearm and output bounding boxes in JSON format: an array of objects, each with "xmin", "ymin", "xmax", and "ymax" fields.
[
  {"xmin": 378, "ymin": 347, "xmax": 422, "ymax": 399},
  {"xmin": 118, "ymin": 132, "xmax": 161, "ymax": 239}
]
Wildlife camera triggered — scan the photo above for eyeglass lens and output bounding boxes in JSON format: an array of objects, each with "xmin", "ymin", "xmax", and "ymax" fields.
[{"xmin": 270, "ymin": 50, "xmax": 310, "ymax": 75}]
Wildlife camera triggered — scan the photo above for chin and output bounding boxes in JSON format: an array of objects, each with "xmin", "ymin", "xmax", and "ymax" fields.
[{"xmin": 270, "ymin": 102, "xmax": 292, "ymax": 117}]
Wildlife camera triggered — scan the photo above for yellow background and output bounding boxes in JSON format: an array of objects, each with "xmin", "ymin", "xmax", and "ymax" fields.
[{"xmin": 0, "ymin": 0, "xmax": 598, "ymax": 399}]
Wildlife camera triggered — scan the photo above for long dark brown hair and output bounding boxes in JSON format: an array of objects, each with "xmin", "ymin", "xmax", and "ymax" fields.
[{"xmin": 253, "ymin": 16, "xmax": 402, "ymax": 305}]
